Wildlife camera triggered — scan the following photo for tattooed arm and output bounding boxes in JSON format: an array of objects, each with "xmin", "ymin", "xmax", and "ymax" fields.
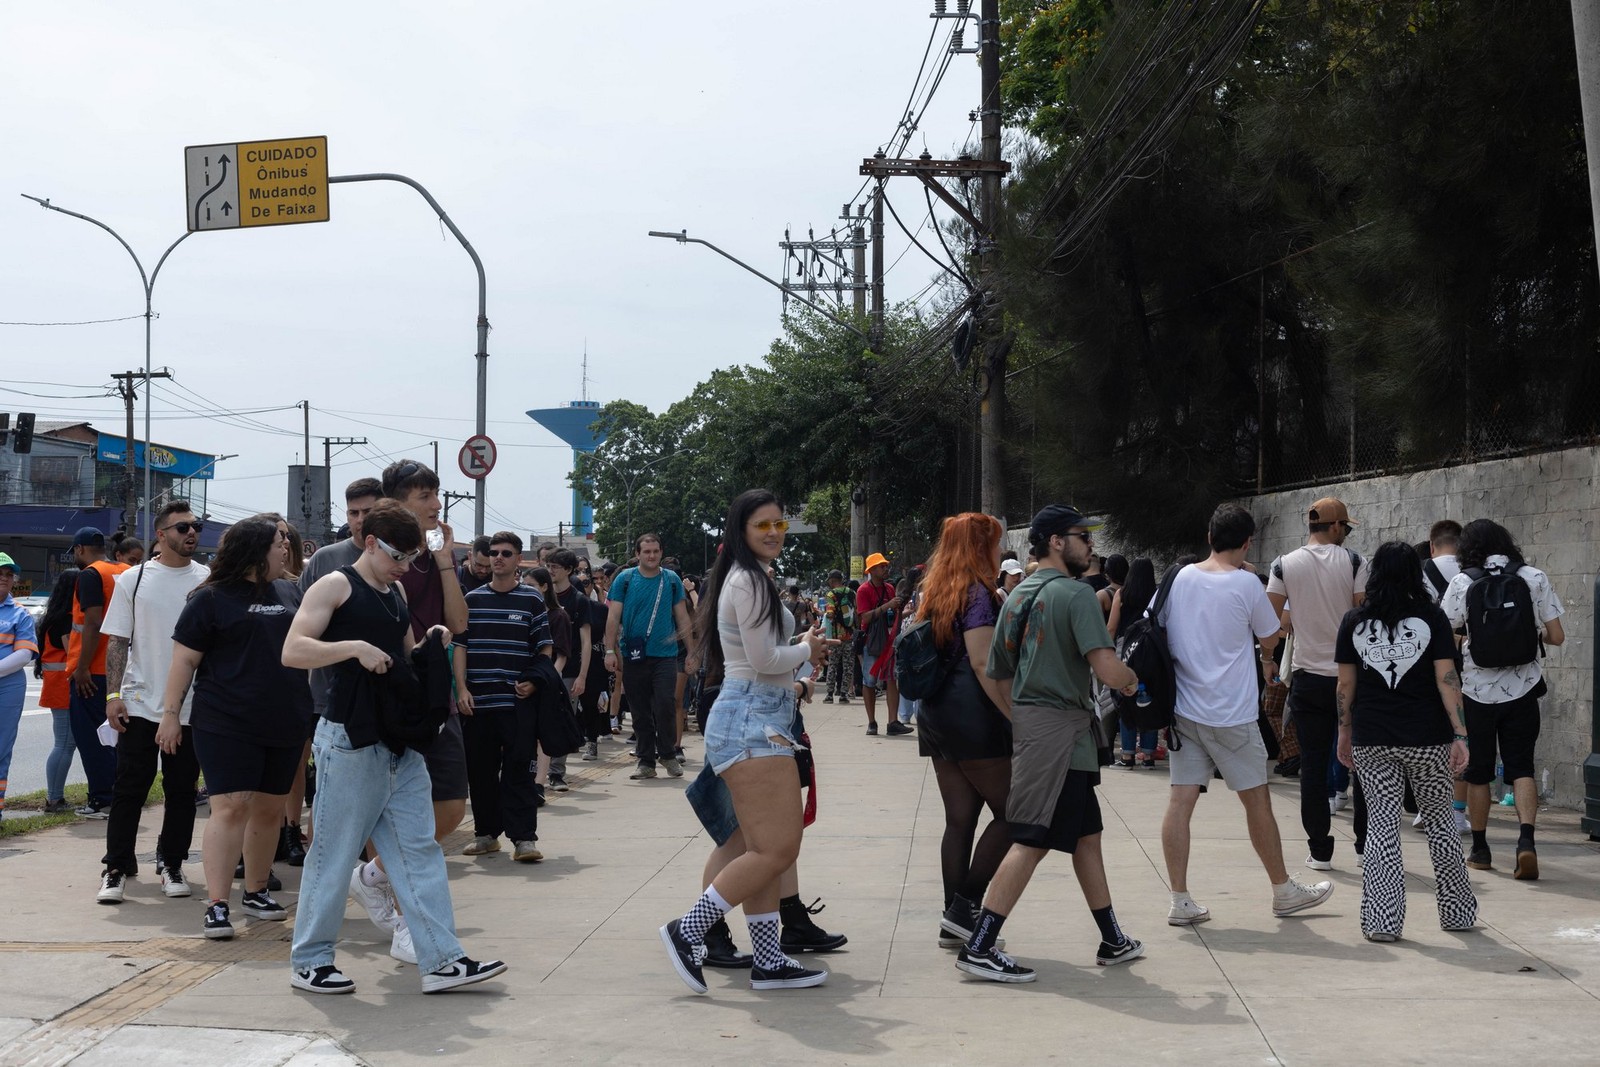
[
  {"xmin": 1436, "ymin": 660, "xmax": 1470, "ymax": 774},
  {"xmin": 105, "ymin": 636, "xmax": 131, "ymax": 732},
  {"xmin": 1335, "ymin": 663, "xmax": 1357, "ymax": 769}
]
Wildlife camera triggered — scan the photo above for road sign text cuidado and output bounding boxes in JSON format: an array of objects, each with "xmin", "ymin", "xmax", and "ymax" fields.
[{"xmin": 185, "ymin": 136, "xmax": 330, "ymax": 232}]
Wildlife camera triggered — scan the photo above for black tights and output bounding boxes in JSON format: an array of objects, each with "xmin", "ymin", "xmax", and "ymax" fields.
[{"xmin": 931, "ymin": 756, "xmax": 1012, "ymax": 908}]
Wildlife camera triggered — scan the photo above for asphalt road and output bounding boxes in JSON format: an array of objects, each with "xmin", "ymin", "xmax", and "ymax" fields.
[{"xmin": 5, "ymin": 676, "xmax": 87, "ymax": 800}]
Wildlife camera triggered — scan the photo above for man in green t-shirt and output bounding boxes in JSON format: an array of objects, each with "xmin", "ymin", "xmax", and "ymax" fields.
[{"xmin": 954, "ymin": 505, "xmax": 1144, "ymax": 985}]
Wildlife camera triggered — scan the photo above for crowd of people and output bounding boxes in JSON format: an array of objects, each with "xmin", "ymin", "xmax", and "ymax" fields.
[{"xmin": 0, "ymin": 474, "xmax": 1567, "ymax": 996}]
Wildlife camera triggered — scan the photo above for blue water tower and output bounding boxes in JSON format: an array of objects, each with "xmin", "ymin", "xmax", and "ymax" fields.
[{"xmin": 527, "ymin": 400, "xmax": 606, "ymax": 537}]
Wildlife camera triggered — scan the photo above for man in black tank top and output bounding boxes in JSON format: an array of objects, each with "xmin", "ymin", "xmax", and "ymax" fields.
[{"xmin": 284, "ymin": 501, "xmax": 506, "ymax": 996}]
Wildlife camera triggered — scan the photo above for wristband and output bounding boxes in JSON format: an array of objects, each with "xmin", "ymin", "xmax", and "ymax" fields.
[
  {"xmin": 107, "ymin": 691, "xmax": 122, "ymax": 700},
  {"xmin": 1453, "ymin": 734, "xmax": 1468, "ymax": 742}
]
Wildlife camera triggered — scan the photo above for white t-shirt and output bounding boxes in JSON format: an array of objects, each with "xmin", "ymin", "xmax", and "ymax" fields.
[
  {"xmin": 1440, "ymin": 556, "xmax": 1564, "ymax": 703},
  {"xmin": 101, "ymin": 559, "xmax": 211, "ymax": 724},
  {"xmin": 1265, "ymin": 542, "xmax": 1369, "ymax": 677},
  {"xmin": 1161, "ymin": 566, "xmax": 1282, "ymax": 727},
  {"xmin": 717, "ymin": 567, "xmax": 809, "ymax": 688},
  {"xmin": 1424, "ymin": 553, "xmax": 1461, "ymax": 604}
]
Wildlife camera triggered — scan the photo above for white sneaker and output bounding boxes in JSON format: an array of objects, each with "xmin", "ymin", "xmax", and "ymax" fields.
[
  {"xmin": 349, "ymin": 864, "xmax": 400, "ymax": 932},
  {"xmin": 1452, "ymin": 809, "xmax": 1470, "ymax": 835},
  {"xmin": 96, "ymin": 869, "xmax": 126, "ymax": 905},
  {"xmin": 1412, "ymin": 811, "xmax": 1427, "ymax": 830},
  {"xmin": 1305, "ymin": 854, "xmax": 1334, "ymax": 872},
  {"xmin": 390, "ymin": 921, "xmax": 417, "ymax": 965},
  {"xmin": 159, "ymin": 863, "xmax": 191, "ymax": 898},
  {"xmin": 1273, "ymin": 878, "xmax": 1335, "ymax": 917},
  {"xmin": 1329, "ymin": 792, "xmax": 1348, "ymax": 814},
  {"xmin": 1167, "ymin": 898, "xmax": 1211, "ymax": 926}
]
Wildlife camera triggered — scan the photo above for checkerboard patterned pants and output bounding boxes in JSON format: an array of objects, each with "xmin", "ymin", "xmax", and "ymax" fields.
[{"xmin": 1352, "ymin": 743, "xmax": 1477, "ymax": 938}]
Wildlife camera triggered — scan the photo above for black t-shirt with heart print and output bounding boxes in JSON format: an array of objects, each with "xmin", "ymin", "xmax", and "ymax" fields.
[{"xmin": 1334, "ymin": 603, "xmax": 1458, "ymax": 748}]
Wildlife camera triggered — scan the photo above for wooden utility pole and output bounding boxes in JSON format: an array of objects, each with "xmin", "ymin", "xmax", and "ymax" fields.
[
  {"xmin": 111, "ymin": 369, "xmax": 171, "ymax": 531},
  {"xmin": 976, "ymin": 0, "xmax": 1007, "ymax": 524}
]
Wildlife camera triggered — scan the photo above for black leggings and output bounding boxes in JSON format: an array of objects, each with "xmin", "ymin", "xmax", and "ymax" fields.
[
  {"xmin": 578, "ymin": 683, "xmax": 605, "ymax": 743},
  {"xmin": 931, "ymin": 756, "xmax": 1012, "ymax": 908}
]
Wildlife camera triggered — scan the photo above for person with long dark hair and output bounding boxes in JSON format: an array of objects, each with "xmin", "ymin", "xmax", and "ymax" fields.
[
  {"xmin": 912, "ymin": 513, "xmax": 1017, "ymax": 949},
  {"xmin": 160, "ymin": 514, "xmax": 312, "ymax": 939},
  {"xmin": 661, "ymin": 489, "xmax": 831, "ymax": 994},
  {"xmin": 1336, "ymin": 541, "xmax": 1477, "ymax": 939},
  {"xmin": 1441, "ymin": 519, "xmax": 1565, "ymax": 879},
  {"xmin": 1106, "ymin": 558, "xmax": 1159, "ymax": 767},
  {"xmin": 37, "ymin": 568, "xmax": 81, "ymax": 813}
]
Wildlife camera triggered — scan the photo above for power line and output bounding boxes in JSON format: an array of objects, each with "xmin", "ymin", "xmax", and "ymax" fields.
[{"xmin": 0, "ymin": 313, "xmax": 144, "ymax": 326}]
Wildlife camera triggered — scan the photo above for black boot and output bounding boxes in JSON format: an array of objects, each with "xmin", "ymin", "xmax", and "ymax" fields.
[
  {"xmin": 702, "ymin": 917, "xmax": 753, "ymax": 969},
  {"xmin": 285, "ymin": 824, "xmax": 307, "ymax": 867},
  {"xmin": 779, "ymin": 895, "xmax": 848, "ymax": 954},
  {"xmin": 275, "ymin": 824, "xmax": 292, "ymax": 863}
]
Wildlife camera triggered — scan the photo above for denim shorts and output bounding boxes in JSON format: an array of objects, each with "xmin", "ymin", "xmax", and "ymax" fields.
[{"xmin": 703, "ymin": 677, "xmax": 800, "ymax": 775}]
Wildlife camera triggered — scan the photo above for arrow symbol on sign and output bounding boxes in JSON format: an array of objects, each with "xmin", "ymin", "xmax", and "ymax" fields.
[
  {"xmin": 221, "ymin": 202, "xmax": 232, "ymax": 217},
  {"xmin": 194, "ymin": 152, "xmax": 230, "ymax": 231}
]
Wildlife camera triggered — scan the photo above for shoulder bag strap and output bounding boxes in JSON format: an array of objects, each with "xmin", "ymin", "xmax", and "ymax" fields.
[{"xmin": 643, "ymin": 574, "xmax": 666, "ymax": 642}]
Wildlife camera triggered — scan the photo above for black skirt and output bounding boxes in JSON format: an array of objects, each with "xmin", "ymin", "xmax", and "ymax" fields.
[{"xmin": 917, "ymin": 656, "xmax": 1013, "ymax": 761}]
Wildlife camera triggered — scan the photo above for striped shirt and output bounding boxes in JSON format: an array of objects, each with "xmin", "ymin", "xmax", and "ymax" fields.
[{"xmin": 461, "ymin": 583, "xmax": 553, "ymax": 712}]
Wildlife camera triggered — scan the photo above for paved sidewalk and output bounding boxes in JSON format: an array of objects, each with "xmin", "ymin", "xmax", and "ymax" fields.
[{"xmin": 2, "ymin": 701, "xmax": 1598, "ymax": 1065}]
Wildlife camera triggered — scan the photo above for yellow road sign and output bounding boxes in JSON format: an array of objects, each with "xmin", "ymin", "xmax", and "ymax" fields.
[{"xmin": 185, "ymin": 136, "xmax": 329, "ymax": 232}]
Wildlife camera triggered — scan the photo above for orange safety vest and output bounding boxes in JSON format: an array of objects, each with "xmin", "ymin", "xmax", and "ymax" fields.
[
  {"xmin": 39, "ymin": 635, "xmax": 70, "ymax": 710},
  {"xmin": 68, "ymin": 559, "xmax": 128, "ymax": 676}
]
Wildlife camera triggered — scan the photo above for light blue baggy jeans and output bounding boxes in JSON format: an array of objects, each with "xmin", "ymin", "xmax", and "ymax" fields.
[{"xmin": 291, "ymin": 719, "xmax": 463, "ymax": 977}]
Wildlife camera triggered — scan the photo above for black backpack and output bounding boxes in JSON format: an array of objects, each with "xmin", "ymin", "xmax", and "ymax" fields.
[
  {"xmin": 1112, "ymin": 564, "xmax": 1184, "ymax": 736},
  {"xmin": 1462, "ymin": 565, "xmax": 1541, "ymax": 668},
  {"xmin": 894, "ymin": 615, "xmax": 951, "ymax": 700}
]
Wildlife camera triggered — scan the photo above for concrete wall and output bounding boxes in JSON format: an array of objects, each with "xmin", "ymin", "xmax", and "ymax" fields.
[{"xmin": 1247, "ymin": 446, "xmax": 1597, "ymax": 810}]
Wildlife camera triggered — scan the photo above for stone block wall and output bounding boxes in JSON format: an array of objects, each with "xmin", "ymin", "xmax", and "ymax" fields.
[{"xmin": 1247, "ymin": 446, "xmax": 1598, "ymax": 810}]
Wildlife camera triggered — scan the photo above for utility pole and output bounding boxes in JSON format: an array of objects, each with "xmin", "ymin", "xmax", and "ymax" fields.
[
  {"xmin": 871, "ymin": 176, "xmax": 886, "ymax": 346},
  {"xmin": 442, "ymin": 489, "xmax": 475, "ymax": 525},
  {"xmin": 111, "ymin": 369, "xmax": 171, "ymax": 532},
  {"xmin": 431, "ymin": 440, "xmax": 439, "ymax": 472},
  {"xmin": 779, "ymin": 222, "xmax": 869, "ymax": 314},
  {"xmin": 849, "ymin": 203, "xmax": 868, "ymax": 319},
  {"xmin": 322, "ymin": 436, "xmax": 369, "ymax": 542},
  {"xmin": 976, "ymin": 0, "xmax": 1007, "ymax": 525}
]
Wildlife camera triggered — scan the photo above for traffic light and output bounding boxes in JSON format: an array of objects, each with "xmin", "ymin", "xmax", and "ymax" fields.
[{"xmin": 12, "ymin": 412, "xmax": 35, "ymax": 454}]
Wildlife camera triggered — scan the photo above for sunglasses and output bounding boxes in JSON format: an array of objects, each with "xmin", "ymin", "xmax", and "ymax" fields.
[
  {"xmin": 161, "ymin": 521, "xmax": 205, "ymax": 535},
  {"xmin": 374, "ymin": 535, "xmax": 422, "ymax": 566},
  {"xmin": 1059, "ymin": 531, "xmax": 1094, "ymax": 542},
  {"xmin": 749, "ymin": 519, "xmax": 790, "ymax": 534},
  {"xmin": 489, "ymin": 549, "xmax": 518, "ymax": 559}
]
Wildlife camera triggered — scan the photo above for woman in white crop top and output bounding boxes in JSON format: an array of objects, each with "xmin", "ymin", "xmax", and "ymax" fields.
[{"xmin": 660, "ymin": 489, "xmax": 833, "ymax": 994}]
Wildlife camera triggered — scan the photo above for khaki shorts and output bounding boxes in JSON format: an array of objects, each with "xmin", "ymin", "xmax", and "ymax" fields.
[{"xmin": 1169, "ymin": 715, "xmax": 1269, "ymax": 791}]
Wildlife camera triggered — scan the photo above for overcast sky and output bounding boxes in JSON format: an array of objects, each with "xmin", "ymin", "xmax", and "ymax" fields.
[{"xmin": 1, "ymin": 1, "xmax": 979, "ymax": 539}]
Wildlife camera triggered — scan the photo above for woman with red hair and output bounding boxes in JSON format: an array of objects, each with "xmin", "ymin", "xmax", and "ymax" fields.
[{"xmin": 913, "ymin": 512, "xmax": 1015, "ymax": 950}]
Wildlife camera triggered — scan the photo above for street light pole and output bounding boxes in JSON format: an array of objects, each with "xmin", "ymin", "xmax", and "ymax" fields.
[{"xmin": 23, "ymin": 194, "xmax": 191, "ymax": 540}]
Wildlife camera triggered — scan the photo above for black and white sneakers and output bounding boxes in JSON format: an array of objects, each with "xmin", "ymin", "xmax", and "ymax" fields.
[
  {"xmin": 421, "ymin": 956, "xmax": 509, "ymax": 993},
  {"xmin": 291, "ymin": 965, "xmax": 356, "ymax": 995},
  {"xmin": 203, "ymin": 900, "xmax": 234, "ymax": 940},
  {"xmin": 156, "ymin": 859, "xmax": 191, "ymax": 898},
  {"xmin": 749, "ymin": 958, "xmax": 828, "ymax": 990},
  {"xmin": 1095, "ymin": 937, "xmax": 1146, "ymax": 966},
  {"xmin": 241, "ymin": 890, "xmax": 287, "ymax": 921},
  {"xmin": 660, "ymin": 919, "xmax": 708, "ymax": 994},
  {"xmin": 96, "ymin": 869, "xmax": 125, "ymax": 905},
  {"xmin": 955, "ymin": 946, "xmax": 1036, "ymax": 983}
]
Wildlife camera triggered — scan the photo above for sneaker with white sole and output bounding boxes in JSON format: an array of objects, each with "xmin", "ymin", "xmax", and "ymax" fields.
[
  {"xmin": 463, "ymin": 836, "xmax": 501, "ymax": 856},
  {"xmin": 390, "ymin": 921, "xmax": 417, "ymax": 965},
  {"xmin": 955, "ymin": 946, "xmax": 1036, "ymax": 983},
  {"xmin": 157, "ymin": 862, "xmax": 191, "ymax": 898},
  {"xmin": 629, "ymin": 763, "xmax": 657, "ymax": 780},
  {"xmin": 1096, "ymin": 937, "xmax": 1146, "ymax": 966},
  {"xmin": 241, "ymin": 889, "xmax": 287, "ymax": 920},
  {"xmin": 548, "ymin": 774, "xmax": 570, "ymax": 792},
  {"xmin": 1305, "ymin": 853, "xmax": 1334, "ymax": 872},
  {"xmin": 659, "ymin": 919, "xmax": 708, "ymax": 994},
  {"xmin": 1273, "ymin": 878, "xmax": 1334, "ymax": 916},
  {"xmin": 203, "ymin": 900, "xmax": 235, "ymax": 940},
  {"xmin": 349, "ymin": 864, "xmax": 400, "ymax": 932},
  {"xmin": 512, "ymin": 840, "xmax": 543, "ymax": 863},
  {"xmin": 1452, "ymin": 809, "xmax": 1470, "ymax": 835},
  {"xmin": 421, "ymin": 956, "xmax": 508, "ymax": 993},
  {"xmin": 1167, "ymin": 898, "xmax": 1211, "ymax": 926},
  {"xmin": 1329, "ymin": 792, "xmax": 1348, "ymax": 814},
  {"xmin": 750, "ymin": 957, "xmax": 828, "ymax": 989},
  {"xmin": 937, "ymin": 898, "xmax": 1004, "ymax": 950},
  {"xmin": 1412, "ymin": 811, "xmax": 1428, "ymax": 830},
  {"xmin": 291, "ymin": 964, "xmax": 356, "ymax": 995},
  {"xmin": 661, "ymin": 758, "xmax": 684, "ymax": 779},
  {"xmin": 582, "ymin": 741, "xmax": 598, "ymax": 761},
  {"xmin": 96, "ymin": 868, "xmax": 126, "ymax": 905}
]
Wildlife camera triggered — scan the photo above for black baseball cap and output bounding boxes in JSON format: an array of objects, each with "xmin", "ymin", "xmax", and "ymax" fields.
[
  {"xmin": 1028, "ymin": 505, "xmax": 1103, "ymax": 545},
  {"xmin": 71, "ymin": 526, "xmax": 106, "ymax": 548}
]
